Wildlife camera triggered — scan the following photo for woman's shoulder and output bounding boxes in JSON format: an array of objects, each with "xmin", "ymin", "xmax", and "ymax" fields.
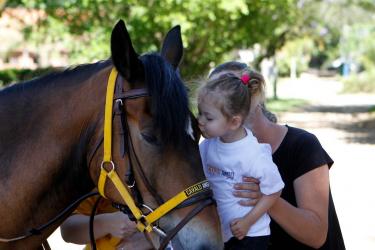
[
  {"xmin": 283, "ymin": 125, "xmax": 334, "ymax": 171},
  {"xmin": 286, "ymin": 125, "xmax": 312, "ymax": 137},
  {"xmin": 284, "ymin": 125, "xmax": 320, "ymax": 146},
  {"xmin": 278, "ymin": 125, "xmax": 327, "ymax": 161}
]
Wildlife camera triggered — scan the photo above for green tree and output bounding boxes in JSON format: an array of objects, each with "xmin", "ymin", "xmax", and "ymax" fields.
[
  {"xmin": 0, "ymin": 0, "xmax": 6, "ymax": 12},
  {"xmin": 6, "ymin": 0, "xmax": 299, "ymax": 78}
]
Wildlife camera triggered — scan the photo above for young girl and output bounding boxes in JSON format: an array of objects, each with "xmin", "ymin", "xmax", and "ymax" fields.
[{"xmin": 197, "ymin": 72, "xmax": 284, "ymax": 250}]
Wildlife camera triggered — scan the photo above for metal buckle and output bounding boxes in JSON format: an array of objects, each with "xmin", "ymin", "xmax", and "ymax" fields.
[{"xmin": 100, "ymin": 161, "xmax": 115, "ymax": 172}]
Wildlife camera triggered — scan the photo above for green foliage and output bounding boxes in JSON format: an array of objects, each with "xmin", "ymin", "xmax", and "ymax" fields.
[
  {"xmin": 354, "ymin": 24, "xmax": 375, "ymax": 70},
  {"xmin": 6, "ymin": 0, "xmax": 374, "ymax": 88},
  {"xmin": 342, "ymin": 70, "xmax": 375, "ymax": 93},
  {"xmin": 356, "ymin": 0, "xmax": 375, "ymax": 11},
  {"xmin": 0, "ymin": 67, "xmax": 56, "ymax": 86},
  {"xmin": 266, "ymin": 98, "xmax": 308, "ymax": 113},
  {"xmin": 276, "ymin": 37, "xmax": 314, "ymax": 77},
  {"xmin": 6, "ymin": 0, "xmax": 300, "ymax": 78}
]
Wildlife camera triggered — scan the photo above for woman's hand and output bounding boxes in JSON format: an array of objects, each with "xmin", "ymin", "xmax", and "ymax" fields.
[
  {"xmin": 233, "ymin": 176, "xmax": 262, "ymax": 206},
  {"xmin": 100, "ymin": 211, "xmax": 137, "ymax": 239},
  {"xmin": 116, "ymin": 232, "xmax": 152, "ymax": 250}
]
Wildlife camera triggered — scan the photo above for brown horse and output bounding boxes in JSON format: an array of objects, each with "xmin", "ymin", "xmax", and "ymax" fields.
[{"xmin": 0, "ymin": 20, "xmax": 222, "ymax": 249}]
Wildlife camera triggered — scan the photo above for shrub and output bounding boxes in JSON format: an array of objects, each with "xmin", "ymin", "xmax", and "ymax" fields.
[
  {"xmin": 342, "ymin": 70, "xmax": 375, "ymax": 93},
  {"xmin": 0, "ymin": 68, "xmax": 56, "ymax": 87}
]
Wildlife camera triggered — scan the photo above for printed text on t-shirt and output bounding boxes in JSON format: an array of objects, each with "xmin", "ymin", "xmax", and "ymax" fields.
[{"xmin": 207, "ymin": 165, "xmax": 234, "ymax": 180}]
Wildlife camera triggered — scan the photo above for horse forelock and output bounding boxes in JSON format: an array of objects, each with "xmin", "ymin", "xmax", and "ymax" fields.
[{"xmin": 140, "ymin": 53, "xmax": 190, "ymax": 149}]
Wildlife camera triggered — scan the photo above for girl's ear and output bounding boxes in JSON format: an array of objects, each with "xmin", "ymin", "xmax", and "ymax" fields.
[{"xmin": 229, "ymin": 115, "xmax": 243, "ymax": 130}]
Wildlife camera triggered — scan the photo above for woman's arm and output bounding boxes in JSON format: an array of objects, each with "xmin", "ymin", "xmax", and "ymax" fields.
[
  {"xmin": 269, "ymin": 165, "xmax": 329, "ymax": 248},
  {"xmin": 233, "ymin": 165, "xmax": 329, "ymax": 248},
  {"xmin": 60, "ymin": 212, "xmax": 137, "ymax": 244}
]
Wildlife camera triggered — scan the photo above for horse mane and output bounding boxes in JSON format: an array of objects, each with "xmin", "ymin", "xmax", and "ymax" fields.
[
  {"xmin": 140, "ymin": 53, "xmax": 190, "ymax": 150},
  {"xmin": 0, "ymin": 60, "xmax": 111, "ymax": 96}
]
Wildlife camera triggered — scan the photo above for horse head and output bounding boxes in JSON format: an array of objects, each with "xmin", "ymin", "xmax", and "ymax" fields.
[{"xmin": 88, "ymin": 20, "xmax": 222, "ymax": 249}]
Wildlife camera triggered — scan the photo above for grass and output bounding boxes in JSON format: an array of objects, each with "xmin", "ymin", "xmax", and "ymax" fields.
[
  {"xmin": 266, "ymin": 98, "xmax": 309, "ymax": 113},
  {"xmin": 341, "ymin": 71, "xmax": 375, "ymax": 94}
]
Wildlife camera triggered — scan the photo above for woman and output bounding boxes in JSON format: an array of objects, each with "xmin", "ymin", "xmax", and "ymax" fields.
[{"xmin": 209, "ymin": 61, "xmax": 345, "ymax": 250}]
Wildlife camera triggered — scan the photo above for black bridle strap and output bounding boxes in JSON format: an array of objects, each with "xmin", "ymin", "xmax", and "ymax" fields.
[
  {"xmin": 0, "ymin": 191, "xmax": 99, "ymax": 243},
  {"xmin": 158, "ymin": 198, "xmax": 215, "ymax": 250},
  {"xmin": 118, "ymin": 100, "xmax": 165, "ymax": 205},
  {"xmin": 41, "ymin": 239, "xmax": 51, "ymax": 250},
  {"xmin": 89, "ymin": 196, "xmax": 102, "ymax": 250},
  {"xmin": 114, "ymin": 88, "xmax": 149, "ymax": 100},
  {"xmin": 113, "ymin": 78, "xmax": 164, "ymax": 205}
]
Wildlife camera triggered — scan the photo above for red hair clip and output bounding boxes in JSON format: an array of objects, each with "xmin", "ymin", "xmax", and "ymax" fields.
[{"xmin": 240, "ymin": 74, "xmax": 250, "ymax": 85}]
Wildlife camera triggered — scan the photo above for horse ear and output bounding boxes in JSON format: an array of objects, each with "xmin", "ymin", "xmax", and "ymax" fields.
[
  {"xmin": 111, "ymin": 20, "xmax": 144, "ymax": 83},
  {"xmin": 160, "ymin": 25, "xmax": 183, "ymax": 69}
]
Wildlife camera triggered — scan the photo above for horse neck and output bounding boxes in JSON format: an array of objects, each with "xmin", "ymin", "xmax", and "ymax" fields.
[{"xmin": 0, "ymin": 63, "xmax": 111, "ymax": 238}]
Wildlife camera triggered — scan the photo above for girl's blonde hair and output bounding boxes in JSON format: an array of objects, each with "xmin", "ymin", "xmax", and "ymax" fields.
[
  {"xmin": 208, "ymin": 62, "xmax": 265, "ymax": 104},
  {"xmin": 198, "ymin": 71, "xmax": 263, "ymax": 121},
  {"xmin": 207, "ymin": 61, "xmax": 277, "ymax": 123}
]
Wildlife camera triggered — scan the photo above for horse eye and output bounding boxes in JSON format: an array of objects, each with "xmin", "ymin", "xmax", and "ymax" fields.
[{"xmin": 141, "ymin": 133, "xmax": 159, "ymax": 145}]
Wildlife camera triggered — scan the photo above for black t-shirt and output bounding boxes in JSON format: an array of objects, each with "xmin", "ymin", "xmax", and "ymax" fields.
[{"xmin": 268, "ymin": 125, "xmax": 345, "ymax": 250}]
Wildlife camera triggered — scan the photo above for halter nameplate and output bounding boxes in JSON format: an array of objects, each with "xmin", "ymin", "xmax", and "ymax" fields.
[{"xmin": 98, "ymin": 67, "xmax": 212, "ymax": 234}]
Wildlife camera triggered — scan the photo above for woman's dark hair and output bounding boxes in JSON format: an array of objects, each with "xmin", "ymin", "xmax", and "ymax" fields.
[{"xmin": 208, "ymin": 61, "xmax": 248, "ymax": 78}]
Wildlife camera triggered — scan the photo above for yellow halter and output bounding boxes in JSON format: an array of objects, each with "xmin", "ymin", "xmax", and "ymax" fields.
[{"xmin": 97, "ymin": 68, "xmax": 211, "ymax": 233}]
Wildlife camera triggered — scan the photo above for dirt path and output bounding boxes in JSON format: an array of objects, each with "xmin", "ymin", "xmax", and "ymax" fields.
[{"xmin": 275, "ymin": 74, "xmax": 375, "ymax": 250}]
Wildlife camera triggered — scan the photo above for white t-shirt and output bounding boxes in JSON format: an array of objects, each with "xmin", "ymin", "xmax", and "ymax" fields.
[{"xmin": 199, "ymin": 128, "xmax": 284, "ymax": 242}]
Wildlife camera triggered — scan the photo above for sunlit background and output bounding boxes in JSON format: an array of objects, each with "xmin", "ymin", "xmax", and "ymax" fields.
[{"xmin": 1, "ymin": 0, "xmax": 374, "ymax": 249}]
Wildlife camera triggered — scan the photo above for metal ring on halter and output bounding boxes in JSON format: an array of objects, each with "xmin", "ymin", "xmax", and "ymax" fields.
[
  {"xmin": 140, "ymin": 204, "xmax": 167, "ymax": 238},
  {"xmin": 127, "ymin": 180, "xmax": 135, "ymax": 188},
  {"xmin": 100, "ymin": 161, "xmax": 115, "ymax": 171},
  {"xmin": 152, "ymin": 225, "xmax": 167, "ymax": 238},
  {"xmin": 141, "ymin": 203, "xmax": 154, "ymax": 213},
  {"xmin": 115, "ymin": 98, "xmax": 123, "ymax": 106}
]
